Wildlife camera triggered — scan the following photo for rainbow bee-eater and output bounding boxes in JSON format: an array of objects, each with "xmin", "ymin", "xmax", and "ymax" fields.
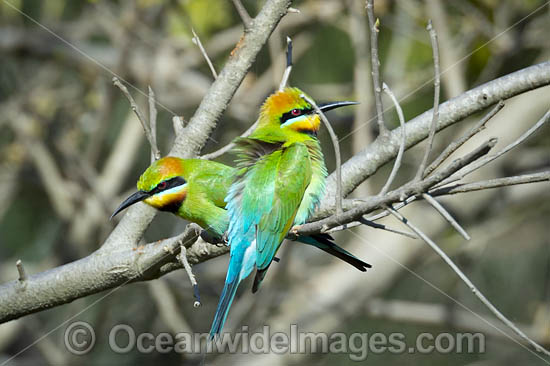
[
  {"xmin": 111, "ymin": 157, "xmax": 370, "ymax": 277},
  {"xmin": 210, "ymin": 87, "xmax": 364, "ymax": 336}
]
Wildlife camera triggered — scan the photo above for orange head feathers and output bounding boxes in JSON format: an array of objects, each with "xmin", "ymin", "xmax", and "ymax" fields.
[
  {"xmin": 256, "ymin": 87, "xmax": 358, "ymax": 136},
  {"xmin": 111, "ymin": 157, "xmax": 188, "ymax": 218}
]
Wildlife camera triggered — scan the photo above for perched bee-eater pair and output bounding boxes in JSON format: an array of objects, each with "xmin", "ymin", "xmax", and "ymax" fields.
[{"xmin": 112, "ymin": 87, "xmax": 371, "ymax": 338}]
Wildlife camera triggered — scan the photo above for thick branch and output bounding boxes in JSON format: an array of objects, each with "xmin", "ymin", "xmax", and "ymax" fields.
[{"xmin": 0, "ymin": 225, "xmax": 201, "ymax": 323}]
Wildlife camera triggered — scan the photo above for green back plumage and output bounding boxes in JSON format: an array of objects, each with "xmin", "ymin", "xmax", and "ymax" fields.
[
  {"xmin": 179, "ymin": 159, "xmax": 234, "ymax": 237},
  {"xmin": 226, "ymin": 88, "xmax": 327, "ymax": 273}
]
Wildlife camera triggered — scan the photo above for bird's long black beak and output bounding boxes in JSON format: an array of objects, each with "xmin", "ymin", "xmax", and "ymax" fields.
[
  {"xmin": 318, "ymin": 101, "xmax": 359, "ymax": 112},
  {"xmin": 110, "ymin": 190, "xmax": 151, "ymax": 220}
]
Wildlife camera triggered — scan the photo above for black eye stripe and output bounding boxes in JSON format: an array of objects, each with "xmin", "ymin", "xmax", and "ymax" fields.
[
  {"xmin": 280, "ymin": 107, "xmax": 313, "ymax": 124},
  {"xmin": 152, "ymin": 176, "xmax": 186, "ymax": 194}
]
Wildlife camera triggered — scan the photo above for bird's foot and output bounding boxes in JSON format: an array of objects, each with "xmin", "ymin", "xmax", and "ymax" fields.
[{"xmin": 200, "ymin": 230, "xmax": 228, "ymax": 246}]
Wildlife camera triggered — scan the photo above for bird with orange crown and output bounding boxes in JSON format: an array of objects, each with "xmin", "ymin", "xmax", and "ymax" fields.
[{"xmin": 209, "ymin": 87, "xmax": 360, "ymax": 337}]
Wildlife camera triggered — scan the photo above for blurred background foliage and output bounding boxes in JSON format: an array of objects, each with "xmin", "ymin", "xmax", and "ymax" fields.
[{"xmin": 0, "ymin": 0, "xmax": 549, "ymax": 365}]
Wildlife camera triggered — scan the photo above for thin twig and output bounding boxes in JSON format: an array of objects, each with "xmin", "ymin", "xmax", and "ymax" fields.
[
  {"xmin": 231, "ymin": 0, "xmax": 252, "ymax": 30},
  {"xmin": 329, "ymin": 196, "xmax": 418, "ymax": 232},
  {"xmin": 439, "ymin": 107, "xmax": 550, "ymax": 187},
  {"xmin": 148, "ymin": 86, "xmax": 160, "ymax": 162},
  {"xmin": 16, "ymin": 260, "xmax": 27, "ymax": 283},
  {"xmin": 191, "ymin": 28, "xmax": 218, "ymax": 80},
  {"xmin": 430, "ymin": 171, "xmax": 550, "ymax": 196},
  {"xmin": 385, "ymin": 205, "xmax": 550, "ymax": 357},
  {"xmin": 278, "ymin": 36, "xmax": 293, "ymax": 91},
  {"xmin": 424, "ymin": 101, "xmax": 505, "ymax": 178},
  {"xmin": 112, "ymin": 77, "xmax": 158, "ymax": 157},
  {"xmin": 179, "ymin": 245, "xmax": 201, "ymax": 308},
  {"xmin": 357, "ymin": 218, "xmax": 417, "ymax": 239},
  {"xmin": 379, "ymin": 82, "xmax": 406, "ymax": 195},
  {"xmin": 422, "ymin": 193, "xmax": 470, "ymax": 240},
  {"xmin": 366, "ymin": 0, "xmax": 388, "ymax": 135},
  {"xmin": 416, "ymin": 19, "xmax": 441, "ymax": 180},
  {"xmin": 301, "ymin": 93, "xmax": 343, "ymax": 214}
]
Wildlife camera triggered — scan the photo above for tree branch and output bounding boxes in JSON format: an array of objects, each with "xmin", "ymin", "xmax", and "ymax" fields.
[
  {"xmin": 415, "ymin": 19, "xmax": 441, "ymax": 180},
  {"xmin": 0, "ymin": 225, "xmax": 202, "ymax": 323},
  {"xmin": 379, "ymin": 82, "xmax": 406, "ymax": 195},
  {"xmin": 298, "ymin": 138, "xmax": 497, "ymax": 236},
  {"xmin": 319, "ymin": 61, "xmax": 550, "ymax": 215},
  {"xmin": 191, "ymin": 28, "xmax": 218, "ymax": 80},
  {"xmin": 366, "ymin": 0, "xmax": 388, "ymax": 135},
  {"xmin": 429, "ymin": 171, "xmax": 550, "ymax": 196},
  {"xmin": 2, "ymin": 60, "xmax": 549, "ymax": 324}
]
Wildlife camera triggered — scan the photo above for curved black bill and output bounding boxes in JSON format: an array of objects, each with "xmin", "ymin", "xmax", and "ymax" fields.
[
  {"xmin": 318, "ymin": 101, "xmax": 359, "ymax": 112},
  {"xmin": 110, "ymin": 190, "xmax": 150, "ymax": 220}
]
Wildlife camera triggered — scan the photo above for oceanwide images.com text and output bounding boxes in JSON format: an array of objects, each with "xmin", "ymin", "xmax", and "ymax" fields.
[{"xmin": 64, "ymin": 322, "xmax": 485, "ymax": 360}]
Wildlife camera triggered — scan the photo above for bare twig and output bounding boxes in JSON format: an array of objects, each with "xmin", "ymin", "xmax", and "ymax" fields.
[
  {"xmin": 301, "ymin": 94, "xmax": 343, "ymax": 215},
  {"xmin": 424, "ymin": 101, "xmax": 505, "ymax": 177},
  {"xmin": 379, "ymin": 82, "xmax": 406, "ymax": 195},
  {"xmin": 278, "ymin": 36, "xmax": 293, "ymax": 91},
  {"xmin": 348, "ymin": 0, "xmax": 374, "ymax": 196},
  {"xmin": 385, "ymin": 205, "xmax": 550, "ymax": 357},
  {"xmin": 191, "ymin": 28, "xmax": 218, "ymax": 80},
  {"xmin": 366, "ymin": 0, "xmax": 388, "ymax": 135},
  {"xmin": 356, "ymin": 218, "xmax": 417, "ymax": 239},
  {"xmin": 439, "ymin": 107, "xmax": 550, "ymax": 187},
  {"xmin": 179, "ymin": 245, "xmax": 201, "ymax": 308},
  {"xmin": 421, "ymin": 193, "xmax": 470, "ymax": 240},
  {"xmin": 430, "ymin": 171, "xmax": 550, "ymax": 196},
  {"xmin": 231, "ymin": 0, "xmax": 253, "ymax": 30},
  {"xmin": 416, "ymin": 19, "xmax": 441, "ymax": 180},
  {"xmin": 148, "ymin": 86, "xmax": 160, "ymax": 162},
  {"xmin": 112, "ymin": 77, "xmax": 158, "ymax": 157},
  {"xmin": 16, "ymin": 260, "xmax": 27, "ymax": 283}
]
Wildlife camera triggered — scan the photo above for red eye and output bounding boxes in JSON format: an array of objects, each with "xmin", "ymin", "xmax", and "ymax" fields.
[
  {"xmin": 291, "ymin": 109, "xmax": 301, "ymax": 116},
  {"xmin": 158, "ymin": 181, "xmax": 167, "ymax": 190}
]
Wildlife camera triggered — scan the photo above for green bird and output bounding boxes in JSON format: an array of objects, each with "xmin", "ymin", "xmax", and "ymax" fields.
[
  {"xmin": 111, "ymin": 156, "xmax": 370, "ymax": 272},
  {"xmin": 210, "ymin": 87, "xmax": 367, "ymax": 336}
]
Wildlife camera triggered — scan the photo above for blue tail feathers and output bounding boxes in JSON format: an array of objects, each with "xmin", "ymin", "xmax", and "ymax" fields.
[{"xmin": 208, "ymin": 236, "xmax": 256, "ymax": 338}]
